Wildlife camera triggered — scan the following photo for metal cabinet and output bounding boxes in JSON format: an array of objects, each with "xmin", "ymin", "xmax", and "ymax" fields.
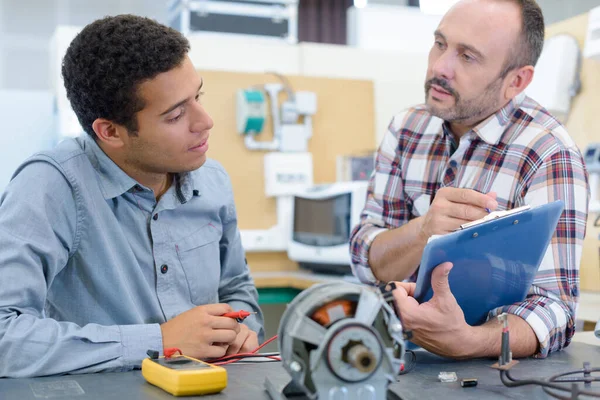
[{"xmin": 168, "ymin": 0, "xmax": 298, "ymax": 43}]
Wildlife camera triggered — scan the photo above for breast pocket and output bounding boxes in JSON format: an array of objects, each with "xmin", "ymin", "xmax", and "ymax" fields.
[
  {"xmin": 405, "ymin": 191, "xmax": 431, "ymax": 217},
  {"xmin": 176, "ymin": 224, "xmax": 222, "ymax": 305}
]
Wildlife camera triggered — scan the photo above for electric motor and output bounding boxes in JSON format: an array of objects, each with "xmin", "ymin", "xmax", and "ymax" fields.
[{"xmin": 276, "ymin": 282, "xmax": 406, "ymax": 400}]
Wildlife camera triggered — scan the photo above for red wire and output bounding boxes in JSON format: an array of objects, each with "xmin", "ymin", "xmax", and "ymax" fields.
[
  {"xmin": 213, "ymin": 355, "xmax": 281, "ymax": 366},
  {"xmin": 211, "ymin": 334, "xmax": 280, "ymax": 365},
  {"xmin": 161, "ymin": 335, "xmax": 281, "ymax": 366},
  {"xmin": 211, "ymin": 350, "xmax": 280, "ymax": 363},
  {"xmin": 212, "ymin": 351, "xmax": 281, "ymax": 362},
  {"xmin": 251, "ymin": 334, "xmax": 278, "ymax": 353}
]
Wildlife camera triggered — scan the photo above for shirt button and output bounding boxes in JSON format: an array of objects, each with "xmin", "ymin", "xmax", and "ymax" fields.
[
  {"xmin": 160, "ymin": 264, "xmax": 168, "ymax": 274},
  {"xmin": 153, "ymin": 214, "xmax": 159, "ymax": 221}
]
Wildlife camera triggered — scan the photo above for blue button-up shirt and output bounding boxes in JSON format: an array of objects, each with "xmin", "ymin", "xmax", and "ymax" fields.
[{"xmin": 0, "ymin": 135, "xmax": 263, "ymax": 378}]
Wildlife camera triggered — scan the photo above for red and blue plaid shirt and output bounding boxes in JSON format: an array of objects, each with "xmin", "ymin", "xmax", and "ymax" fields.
[{"xmin": 350, "ymin": 93, "xmax": 590, "ymax": 358}]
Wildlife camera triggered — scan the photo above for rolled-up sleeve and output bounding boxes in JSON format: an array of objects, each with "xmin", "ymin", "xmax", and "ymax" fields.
[
  {"xmin": 488, "ymin": 147, "xmax": 589, "ymax": 357},
  {"xmin": 350, "ymin": 115, "xmax": 410, "ymax": 284}
]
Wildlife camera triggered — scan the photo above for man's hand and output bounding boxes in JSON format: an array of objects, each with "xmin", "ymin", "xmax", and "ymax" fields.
[
  {"xmin": 420, "ymin": 188, "xmax": 498, "ymax": 239},
  {"xmin": 392, "ymin": 262, "xmax": 475, "ymax": 358},
  {"xmin": 225, "ymin": 323, "xmax": 259, "ymax": 356},
  {"xmin": 160, "ymin": 303, "xmax": 241, "ymax": 360}
]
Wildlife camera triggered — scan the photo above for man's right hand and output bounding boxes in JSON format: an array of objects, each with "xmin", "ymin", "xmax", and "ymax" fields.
[
  {"xmin": 160, "ymin": 303, "xmax": 240, "ymax": 360},
  {"xmin": 420, "ymin": 187, "xmax": 498, "ymax": 239}
]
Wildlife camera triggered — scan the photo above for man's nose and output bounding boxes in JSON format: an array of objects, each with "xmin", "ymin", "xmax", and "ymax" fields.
[
  {"xmin": 190, "ymin": 102, "xmax": 214, "ymax": 132},
  {"xmin": 431, "ymin": 51, "xmax": 455, "ymax": 82}
]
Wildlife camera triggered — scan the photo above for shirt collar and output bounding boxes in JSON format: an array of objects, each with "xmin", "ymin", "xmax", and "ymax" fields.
[
  {"xmin": 82, "ymin": 135, "xmax": 138, "ymax": 200},
  {"xmin": 82, "ymin": 135, "xmax": 197, "ymax": 202},
  {"xmin": 175, "ymin": 171, "xmax": 196, "ymax": 203},
  {"xmin": 440, "ymin": 92, "xmax": 525, "ymax": 145}
]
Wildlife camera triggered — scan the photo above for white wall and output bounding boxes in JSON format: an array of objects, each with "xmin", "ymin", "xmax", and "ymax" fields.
[
  {"xmin": 0, "ymin": 0, "xmax": 168, "ymax": 92},
  {"xmin": 0, "ymin": 90, "xmax": 56, "ymax": 192},
  {"xmin": 298, "ymin": 43, "xmax": 428, "ymax": 145},
  {"xmin": 187, "ymin": 32, "xmax": 301, "ymax": 75},
  {"xmin": 347, "ymin": 5, "xmax": 441, "ymax": 52}
]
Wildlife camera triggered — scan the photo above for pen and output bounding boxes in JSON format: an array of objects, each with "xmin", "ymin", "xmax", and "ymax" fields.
[
  {"xmin": 222, "ymin": 310, "xmax": 255, "ymax": 322},
  {"xmin": 485, "ymin": 208, "xmax": 491, "ymax": 213}
]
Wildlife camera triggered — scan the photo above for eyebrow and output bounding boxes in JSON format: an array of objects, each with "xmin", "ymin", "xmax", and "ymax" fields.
[
  {"xmin": 159, "ymin": 79, "xmax": 204, "ymax": 116},
  {"xmin": 434, "ymin": 30, "xmax": 485, "ymax": 61}
]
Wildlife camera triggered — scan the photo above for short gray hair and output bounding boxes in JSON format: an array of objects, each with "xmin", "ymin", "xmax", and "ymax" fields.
[{"xmin": 499, "ymin": 0, "xmax": 545, "ymax": 77}]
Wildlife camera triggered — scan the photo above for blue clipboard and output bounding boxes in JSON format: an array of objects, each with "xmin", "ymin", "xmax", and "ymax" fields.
[{"xmin": 413, "ymin": 200, "xmax": 564, "ymax": 326}]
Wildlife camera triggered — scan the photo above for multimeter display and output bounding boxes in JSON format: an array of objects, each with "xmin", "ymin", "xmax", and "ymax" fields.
[{"xmin": 154, "ymin": 358, "xmax": 212, "ymax": 370}]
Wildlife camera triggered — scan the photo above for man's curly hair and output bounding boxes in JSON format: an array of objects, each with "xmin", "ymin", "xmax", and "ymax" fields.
[{"xmin": 62, "ymin": 14, "xmax": 190, "ymax": 137}]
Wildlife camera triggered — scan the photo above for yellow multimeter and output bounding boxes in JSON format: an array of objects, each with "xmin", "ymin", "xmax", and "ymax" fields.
[{"xmin": 141, "ymin": 350, "xmax": 227, "ymax": 397}]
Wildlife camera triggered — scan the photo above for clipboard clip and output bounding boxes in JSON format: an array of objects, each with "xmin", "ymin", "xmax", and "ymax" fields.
[{"xmin": 457, "ymin": 205, "xmax": 531, "ymax": 230}]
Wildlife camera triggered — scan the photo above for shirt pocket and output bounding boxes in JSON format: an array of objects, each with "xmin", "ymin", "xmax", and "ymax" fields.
[
  {"xmin": 175, "ymin": 223, "xmax": 222, "ymax": 305},
  {"xmin": 405, "ymin": 191, "xmax": 431, "ymax": 217}
]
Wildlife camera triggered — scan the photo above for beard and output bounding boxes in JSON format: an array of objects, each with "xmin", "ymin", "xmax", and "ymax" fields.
[{"xmin": 424, "ymin": 76, "xmax": 504, "ymax": 125}]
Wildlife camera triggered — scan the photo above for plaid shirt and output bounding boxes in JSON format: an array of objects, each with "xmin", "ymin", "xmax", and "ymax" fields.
[{"xmin": 350, "ymin": 93, "xmax": 589, "ymax": 358}]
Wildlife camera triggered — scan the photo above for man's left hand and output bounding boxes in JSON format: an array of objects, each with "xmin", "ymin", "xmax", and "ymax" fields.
[
  {"xmin": 392, "ymin": 262, "xmax": 475, "ymax": 358},
  {"xmin": 224, "ymin": 323, "xmax": 259, "ymax": 356}
]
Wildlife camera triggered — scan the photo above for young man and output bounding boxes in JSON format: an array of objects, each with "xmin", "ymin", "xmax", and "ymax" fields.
[
  {"xmin": 350, "ymin": 0, "xmax": 589, "ymax": 359},
  {"xmin": 0, "ymin": 15, "xmax": 263, "ymax": 377}
]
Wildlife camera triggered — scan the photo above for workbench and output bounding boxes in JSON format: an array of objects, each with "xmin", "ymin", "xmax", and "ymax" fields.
[{"xmin": 1, "ymin": 342, "xmax": 598, "ymax": 400}]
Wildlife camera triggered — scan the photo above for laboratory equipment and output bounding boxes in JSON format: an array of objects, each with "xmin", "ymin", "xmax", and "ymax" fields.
[
  {"xmin": 237, "ymin": 73, "xmax": 318, "ymax": 252},
  {"xmin": 265, "ymin": 281, "xmax": 407, "ymax": 400},
  {"xmin": 142, "ymin": 350, "xmax": 227, "ymax": 396},
  {"xmin": 167, "ymin": 0, "xmax": 299, "ymax": 43},
  {"xmin": 287, "ymin": 181, "xmax": 369, "ymax": 274},
  {"xmin": 237, "ymin": 73, "xmax": 317, "ymax": 153}
]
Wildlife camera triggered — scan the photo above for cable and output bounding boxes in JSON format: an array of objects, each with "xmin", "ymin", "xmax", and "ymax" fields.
[
  {"xmin": 398, "ymin": 350, "xmax": 417, "ymax": 376},
  {"xmin": 500, "ymin": 368, "xmax": 600, "ymax": 399},
  {"xmin": 210, "ymin": 351, "xmax": 281, "ymax": 363},
  {"xmin": 267, "ymin": 71, "xmax": 295, "ymax": 101},
  {"xmin": 214, "ymin": 352, "xmax": 281, "ymax": 361},
  {"xmin": 543, "ymin": 366, "xmax": 600, "ymax": 399},
  {"xmin": 209, "ymin": 334, "xmax": 281, "ymax": 366},
  {"xmin": 494, "ymin": 313, "xmax": 600, "ymax": 399},
  {"xmin": 251, "ymin": 334, "xmax": 279, "ymax": 353},
  {"xmin": 233, "ymin": 359, "xmax": 282, "ymax": 364},
  {"xmin": 213, "ymin": 353, "xmax": 281, "ymax": 366}
]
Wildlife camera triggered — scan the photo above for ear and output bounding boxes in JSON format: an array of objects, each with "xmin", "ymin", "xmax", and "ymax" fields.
[
  {"xmin": 503, "ymin": 65, "xmax": 535, "ymax": 100},
  {"xmin": 92, "ymin": 118, "xmax": 127, "ymax": 149}
]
